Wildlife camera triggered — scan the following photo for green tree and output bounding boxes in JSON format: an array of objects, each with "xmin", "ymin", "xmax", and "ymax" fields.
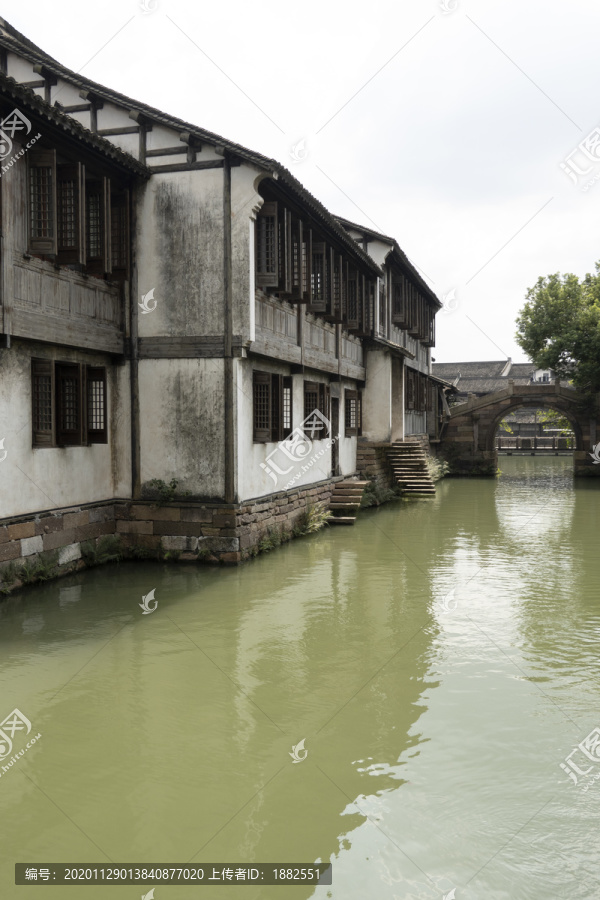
[{"xmin": 515, "ymin": 263, "xmax": 600, "ymax": 393}]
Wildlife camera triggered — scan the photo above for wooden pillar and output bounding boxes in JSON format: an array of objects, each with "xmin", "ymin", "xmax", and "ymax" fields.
[{"xmin": 223, "ymin": 154, "xmax": 235, "ymax": 504}]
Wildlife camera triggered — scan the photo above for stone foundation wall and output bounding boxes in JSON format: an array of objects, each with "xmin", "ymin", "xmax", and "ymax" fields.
[
  {"xmin": 356, "ymin": 440, "xmax": 395, "ymax": 490},
  {"xmin": 0, "ymin": 481, "xmax": 338, "ymax": 596}
]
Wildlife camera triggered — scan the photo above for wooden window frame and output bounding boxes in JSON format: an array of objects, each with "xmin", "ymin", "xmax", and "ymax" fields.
[
  {"xmin": 56, "ymin": 162, "xmax": 85, "ymax": 266},
  {"xmin": 28, "ymin": 148, "xmax": 57, "ymax": 257},
  {"xmin": 32, "ymin": 360, "xmax": 108, "ymax": 448},
  {"xmin": 255, "ymin": 201, "xmax": 279, "ymax": 289},
  {"xmin": 253, "ymin": 370, "xmax": 293, "ymax": 443},
  {"xmin": 405, "ymin": 367, "xmax": 416, "ymax": 411},
  {"xmin": 344, "ymin": 389, "xmax": 362, "ymax": 437},
  {"xmin": 303, "ymin": 380, "xmax": 330, "ymax": 441}
]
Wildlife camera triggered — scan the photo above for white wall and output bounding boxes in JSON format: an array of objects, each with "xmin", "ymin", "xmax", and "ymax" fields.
[{"xmin": 0, "ymin": 341, "xmax": 131, "ymax": 518}]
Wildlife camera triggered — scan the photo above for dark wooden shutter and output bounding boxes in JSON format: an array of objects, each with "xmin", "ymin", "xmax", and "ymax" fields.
[
  {"xmin": 282, "ymin": 376, "xmax": 293, "ymax": 437},
  {"xmin": 253, "ymin": 371, "xmax": 272, "ymax": 442},
  {"xmin": 378, "ymin": 279, "xmax": 386, "ymax": 335},
  {"xmin": 405, "ymin": 368, "xmax": 416, "ymax": 411},
  {"xmin": 271, "ymin": 373, "xmax": 283, "ymax": 442},
  {"xmin": 302, "ymin": 227, "xmax": 312, "ymax": 302},
  {"xmin": 56, "ymin": 363, "xmax": 83, "ymax": 446},
  {"xmin": 32, "ymin": 359, "xmax": 54, "ymax": 447},
  {"xmin": 304, "ymin": 380, "xmax": 319, "ymax": 437},
  {"xmin": 278, "ymin": 207, "xmax": 292, "ymax": 295},
  {"xmin": 392, "ymin": 273, "xmax": 406, "ymax": 326},
  {"xmin": 319, "ymin": 383, "xmax": 331, "ymax": 437},
  {"xmin": 345, "ymin": 389, "xmax": 357, "ymax": 436},
  {"xmin": 310, "ymin": 242, "xmax": 327, "ymax": 313},
  {"xmin": 87, "ymin": 366, "xmax": 107, "ymax": 443},
  {"xmin": 256, "ymin": 201, "xmax": 278, "ymax": 289},
  {"xmin": 347, "ymin": 267, "xmax": 358, "ymax": 330},
  {"xmin": 111, "ymin": 188, "xmax": 129, "ymax": 280},
  {"xmin": 28, "ymin": 148, "xmax": 57, "ymax": 256},
  {"xmin": 326, "ymin": 249, "xmax": 343, "ymax": 322},
  {"xmin": 86, "ymin": 177, "xmax": 110, "ymax": 275},
  {"xmin": 290, "ymin": 218, "xmax": 305, "ymax": 302},
  {"xmin": 57, "ymin": 163, "xmax": 85, "ymax": 265},
  {"xmin": 408, "ymin": 284, "xmax": 419, "ymax": 336},
  {"xmin": 357, "ymin": 391, "xmax": 362, "ymax": 436}
]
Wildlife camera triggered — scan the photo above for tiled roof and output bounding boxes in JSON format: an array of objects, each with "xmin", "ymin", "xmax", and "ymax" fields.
[
  {"xmin": 0, "ymin": 18, "xmax": 382, "ymax": 275},
  {"xmin": 0, "ymin": 73, "xmax": 149, "ymax": 175}
]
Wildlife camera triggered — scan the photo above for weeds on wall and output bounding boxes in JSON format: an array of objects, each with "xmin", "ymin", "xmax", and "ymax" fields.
[
  {"xmin": 17, "ymin": 551, "xmax": 59, "ymax": 586},
  {"xmin": 361, "ymin": 482, "xmax": 402, "ymax": 508},
  {"xmin": 81, "ymin": 535, "xmax": 124, "ymax": 567},
  {"xmin": 141, "ymin": 479, "xmax": 191, "ymax": 506}
]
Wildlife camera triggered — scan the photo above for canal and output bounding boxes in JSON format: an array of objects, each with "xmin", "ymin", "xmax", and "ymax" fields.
[{"xmin": 1, "ymin": 456, "xmax": 600, "ymax": 899}]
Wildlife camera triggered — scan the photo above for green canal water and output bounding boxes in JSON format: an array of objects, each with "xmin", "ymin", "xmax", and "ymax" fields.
[{"xmin": 2, "ymin": 457, "xmax": 600, "ymax": 899}]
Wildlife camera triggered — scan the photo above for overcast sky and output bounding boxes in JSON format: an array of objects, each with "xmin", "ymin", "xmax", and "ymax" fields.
[{"xmin": 5, "ymin": 0, "xmax": 600, "ymax": 362}]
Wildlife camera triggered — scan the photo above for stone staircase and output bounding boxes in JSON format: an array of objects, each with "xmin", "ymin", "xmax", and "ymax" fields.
[
  {"xmin": 328, "ymin": 480, "xmax": 369, "ymax": 525},
  {"xmin": 386, "ymin": 441, "xmax": 436, "ymax": 495}
]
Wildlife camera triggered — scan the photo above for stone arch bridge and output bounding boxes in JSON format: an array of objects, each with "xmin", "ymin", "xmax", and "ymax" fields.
[{"xmin": 441, "ymin": 381, "xmax": 600, "ymax": 476}]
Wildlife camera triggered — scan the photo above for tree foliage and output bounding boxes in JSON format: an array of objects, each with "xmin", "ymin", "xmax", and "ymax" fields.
[{"xmin": 515, "ymin": 263, "xmax": 600, "ymax": 393}]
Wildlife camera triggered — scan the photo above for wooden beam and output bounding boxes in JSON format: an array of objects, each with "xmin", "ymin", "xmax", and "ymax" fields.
[
  {"xmin": 148, "ymin": 159, "xmax": 226, "ymax": 174},
  {"xmin": 54, "ymin": 102, "xmax": 91, "ymax": 113},
  {"xmin": 97, "ymin": 126, "xmax": 140, "ymax": 136},
  {"xmin": 145, "ymin": 146, "xmax": 188, "ymax": 158}
]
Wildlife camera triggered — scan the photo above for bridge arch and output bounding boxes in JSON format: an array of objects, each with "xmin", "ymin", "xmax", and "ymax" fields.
[
  {"xmin": 484, "ymin": 399, "xmax": 583, "ymax": 452},
  {"xmin": 441, "ymin": 382, "xmax": 598, "ymax": 476}
]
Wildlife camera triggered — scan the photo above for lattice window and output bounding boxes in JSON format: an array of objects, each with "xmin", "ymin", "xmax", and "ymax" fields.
[
  {"xmin": 58, "ymin": 177, "xmax": 76, "ymax": 249},
  {"xmin": 32, "ymin": 360, "xmax": 54, "ymax": 446},
  {"xmin": 283, "ymin": 378, "xmax": 292, "ymax": 435},
  {"xmin": 345, "ymin": 390, "xmax": 362, "ymax": 437},
  {"xmin": 87, "ymin": 368, "xmax": 107, "ymax": 442},
  {"xmin": 87, "ymin": 192, "xmax": 102, "ymax": 260},
  {"xmin": 256, "ymin": 201, "xmax": 278, "ymax": 289},
  {"xmin": 30, "ymin": 167, "xmax": 53, "ymax": 239}
]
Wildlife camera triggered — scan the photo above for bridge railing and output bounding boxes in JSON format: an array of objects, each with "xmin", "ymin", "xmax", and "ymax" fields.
[{"xmin": 496, "ymin": 436, "xmax": 574, "ymax": 450}]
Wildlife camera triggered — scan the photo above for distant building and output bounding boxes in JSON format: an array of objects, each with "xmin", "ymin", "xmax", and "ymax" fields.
[{"xmin": 431, "ymin": 359, "xmax": 557, "ymax": 404}]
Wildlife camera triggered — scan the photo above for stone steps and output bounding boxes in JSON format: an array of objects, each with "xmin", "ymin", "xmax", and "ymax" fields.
[
  {"xmin": 328, "ymin": 480, "xmax": 368, "ymax": 525},
  {"xmin": 386, "ymin": 440, "xmax": 436, "ymax": 496}
]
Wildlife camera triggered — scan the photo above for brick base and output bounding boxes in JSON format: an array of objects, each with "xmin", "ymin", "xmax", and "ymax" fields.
[{"xmin": 0, "ymin": 481, "xmax": 339, "ymax": 596}]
